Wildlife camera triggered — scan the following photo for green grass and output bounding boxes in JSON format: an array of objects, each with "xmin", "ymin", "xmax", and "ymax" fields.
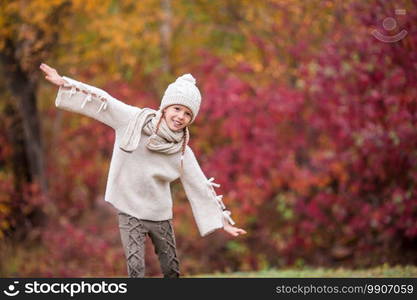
[{"xmin": 187, "ymin": 264, "xmax": 417, "ymax": 278}]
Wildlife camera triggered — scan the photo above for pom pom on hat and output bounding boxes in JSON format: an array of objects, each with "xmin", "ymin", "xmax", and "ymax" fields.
[
  {"xmin": 176, "ymin": 74, "xmax": 196, "ymax": 85},
  {"xmin": 159, "ymin": 73, "xmax": 201, "ymax": 123}
]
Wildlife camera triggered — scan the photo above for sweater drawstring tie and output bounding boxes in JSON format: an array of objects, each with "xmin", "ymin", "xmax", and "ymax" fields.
[
  {"xmin": 81, "ymin": 93, "xmax": 92, "ymax": 109},
  {"xmin": 64, "ymin": 81, "xmax": 108, "ymax": 114},
  {"xmin": 69, "ymin": 86, "xmax": 76, "ymax": 98},
  {"xmin": 206, "ymin": 177, "xmax": 235, "ymax": 225},
  {"xmin": 97, "ymin": 97, "xmax": 108, "ymax": 113}
]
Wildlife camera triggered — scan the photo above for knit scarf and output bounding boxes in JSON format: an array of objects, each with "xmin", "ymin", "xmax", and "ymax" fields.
[{"xmin": 119, "ymin": 108, "xmax": 189, "ymax": 155}]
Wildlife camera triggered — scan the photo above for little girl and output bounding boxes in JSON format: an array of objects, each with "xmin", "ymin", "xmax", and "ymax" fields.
[{"xmin": 40, "ymin": 63, "xmax": 246, "ymax": 278}]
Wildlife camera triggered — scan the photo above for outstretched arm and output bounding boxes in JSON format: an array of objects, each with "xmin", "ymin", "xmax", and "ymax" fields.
[
  {"xmin": 180, "ymin": 146, "xmax": 247, "ymax": 238},
  {"xmin": 40, "ymin": 63, "xmax": 140, "ymax": 130}
]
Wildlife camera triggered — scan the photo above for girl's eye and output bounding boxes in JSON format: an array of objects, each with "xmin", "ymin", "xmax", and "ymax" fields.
[
  {"xmin": 174, "ymin": 107, "xmax": 180, "ymax": 110},
  {"xmin": 186, "ymin": 112, "xmax": 191, "ymax": 116}
]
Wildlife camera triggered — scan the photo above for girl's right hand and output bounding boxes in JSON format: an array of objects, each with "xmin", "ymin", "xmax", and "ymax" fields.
[{"xmin": 39, "ymin": 63, "xmax": 66, "ymax": 86}]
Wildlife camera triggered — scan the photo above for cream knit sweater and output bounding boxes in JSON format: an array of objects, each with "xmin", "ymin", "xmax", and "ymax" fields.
[{"xmin": 55, "ymin": 76, "xmax": 234, "ymax": 237}]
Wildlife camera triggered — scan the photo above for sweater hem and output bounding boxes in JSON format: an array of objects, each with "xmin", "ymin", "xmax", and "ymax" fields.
[{"xmin": 105, "ymin": 199, "xmax": 173, "ymax": 221}]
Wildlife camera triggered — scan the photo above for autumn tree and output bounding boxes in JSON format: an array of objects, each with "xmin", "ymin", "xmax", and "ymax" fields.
[{"xmin": 0, "ymin": 0, "xmax": 164, "ymax": 238}]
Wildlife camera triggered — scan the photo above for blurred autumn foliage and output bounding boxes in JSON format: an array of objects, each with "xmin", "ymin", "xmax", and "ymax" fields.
[{"xmin": 1, "ymin": 0, "xmax": 417, "ymax": 277}]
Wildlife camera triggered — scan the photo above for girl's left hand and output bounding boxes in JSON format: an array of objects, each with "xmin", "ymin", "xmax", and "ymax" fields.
[{"xmin": 223, "ymin": 222, "xmax": 247, "ymax": 237}]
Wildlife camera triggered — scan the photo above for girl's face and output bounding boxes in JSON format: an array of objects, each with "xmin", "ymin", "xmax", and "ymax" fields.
[{"xmin": 163, "ymin": 105, "xmax": 193, "ymax": 132}]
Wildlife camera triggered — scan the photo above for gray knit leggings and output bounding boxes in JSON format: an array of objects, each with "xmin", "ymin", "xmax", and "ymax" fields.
[{"xmin": 117, "ymin": 211, "xmax": 180, "ymax": 278}]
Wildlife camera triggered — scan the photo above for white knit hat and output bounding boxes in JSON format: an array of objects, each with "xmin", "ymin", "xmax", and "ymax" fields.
[{"xmin": 159, "ymin": 73, "xmax": 202, "ymax": 123}]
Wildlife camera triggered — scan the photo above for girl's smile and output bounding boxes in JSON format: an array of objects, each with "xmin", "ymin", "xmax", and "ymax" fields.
[{"xmin": 163, "ymin": 105, "xmax": 193, "ymax": 131}]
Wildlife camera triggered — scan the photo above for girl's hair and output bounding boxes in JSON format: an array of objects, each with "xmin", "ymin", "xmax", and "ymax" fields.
[{"xmin": 157, "ymin": 110, "xmax": 187, "ymax": 173}]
